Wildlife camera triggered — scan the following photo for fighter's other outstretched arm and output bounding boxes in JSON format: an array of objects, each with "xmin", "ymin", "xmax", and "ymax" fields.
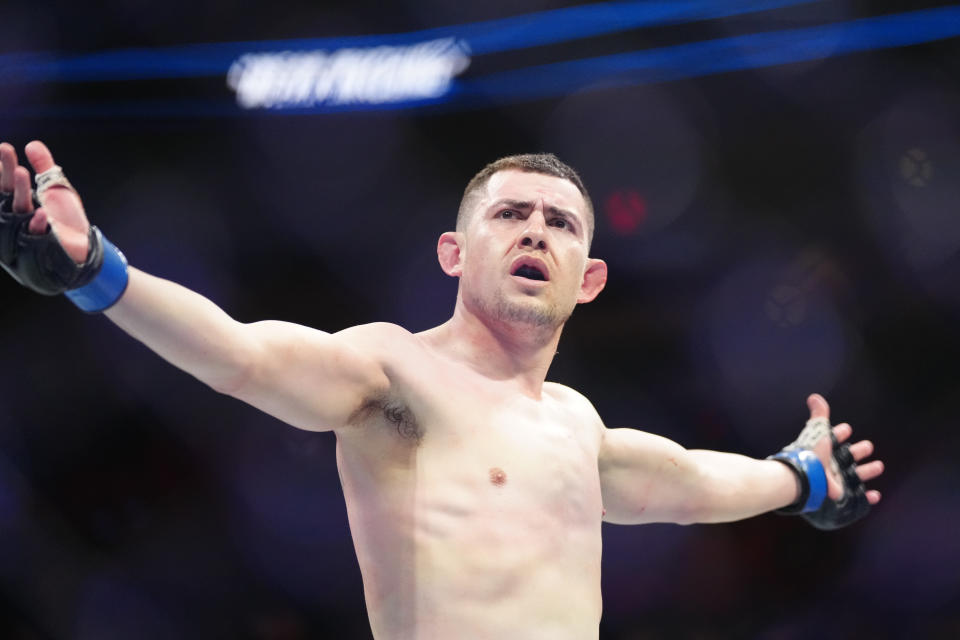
[
  {"xmin": 0, "ymin": 141, "xmax": 389, "ymax": 431},
  {"xmin": 598, "ymin": 394, "xmax": 883, "ymax": 527}
]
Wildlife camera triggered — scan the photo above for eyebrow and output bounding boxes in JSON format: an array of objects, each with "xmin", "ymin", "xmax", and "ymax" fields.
[{"xmin": 488, "ymin": 198, "xmax": 583, "ymax": 229}]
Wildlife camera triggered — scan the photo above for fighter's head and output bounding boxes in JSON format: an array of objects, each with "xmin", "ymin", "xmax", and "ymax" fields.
[
  {"xmin": 456, "ymin": 153, "xmax": 595, "ymax": 249},
  {"xmin": 438, "ymin": 153, "xmax": 606, "ymax": 333}
]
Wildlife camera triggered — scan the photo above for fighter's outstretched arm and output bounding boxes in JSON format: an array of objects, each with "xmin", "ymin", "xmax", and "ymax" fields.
[
  {"xmin": 107, "ymin": 270, "xmax": 390, "ymax": 431},
  {"xmin": 598, "ymin": 394, "xmax": 883, "ymax": 527},
  {"xmin": 0, "ymin": 140, "xmax": 389, "ymax": 432}
]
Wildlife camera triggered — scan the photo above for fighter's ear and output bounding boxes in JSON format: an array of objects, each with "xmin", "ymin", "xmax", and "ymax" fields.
[
  {"xmin": 437, "ymin": 231, "xmax": 464, "ymax": 277},
  {"xmin": 577, "ymin": 258, "xmax": 607, "ymax": 303}
]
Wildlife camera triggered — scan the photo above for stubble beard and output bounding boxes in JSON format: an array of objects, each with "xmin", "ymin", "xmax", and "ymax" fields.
[{"xmin": 467, "ymin": 287, "xmax": 572, "ymax": 333}]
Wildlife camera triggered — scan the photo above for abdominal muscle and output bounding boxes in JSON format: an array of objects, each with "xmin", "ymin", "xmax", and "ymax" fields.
[{"xmin": 335, "ymin": 396, "xmax": 605, "ymax": 640}]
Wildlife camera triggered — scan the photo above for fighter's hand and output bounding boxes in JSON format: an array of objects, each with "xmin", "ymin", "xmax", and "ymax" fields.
[
  {"xmin": 807, "ymin": 393, "xmax": 884, "ymax": 505},
  {"xmin": 0, "ymin": 140, "xmax": 90, "ymax": 263}
]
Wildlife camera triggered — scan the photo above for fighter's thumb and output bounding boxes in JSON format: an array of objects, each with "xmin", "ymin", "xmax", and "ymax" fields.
[
  {"xmin": 807, "ymin": 393, "xmax": 830, "ymax": 421},
  {"xmin": 24, "ymin": 140, "xmax": 56, "ymax": 174}
]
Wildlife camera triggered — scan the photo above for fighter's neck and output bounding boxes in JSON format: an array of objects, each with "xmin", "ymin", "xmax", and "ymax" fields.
[{"xmin": 420, "ymin": 303, "xmax": 562, "ymax": 399}]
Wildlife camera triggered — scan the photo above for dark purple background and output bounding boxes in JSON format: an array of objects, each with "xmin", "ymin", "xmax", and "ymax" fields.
[{"xmin": 1, "ymin": 1, "xmax": 958, "ymax": 638}]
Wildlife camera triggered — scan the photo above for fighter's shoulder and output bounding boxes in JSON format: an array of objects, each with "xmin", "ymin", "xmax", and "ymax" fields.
[
  {"xmin": 544, "ymin": 382, "xmax": 603, "ymax": 422},
  {"xmin": 334, "ymin": 321, "xmax": 432, "ymax": 369},
  {"xmin": 334, "ymin": 321, "xmax": 414, "ymax": 349}
]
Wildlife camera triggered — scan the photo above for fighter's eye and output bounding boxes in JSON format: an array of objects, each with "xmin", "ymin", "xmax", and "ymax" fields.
[
  {"xmin": 499, "ymin": 209, "xmax": 518, "ymax": 219},
  {"xmin": 550, "ymin": 218, "xmax": 567, "ymax": 229}
]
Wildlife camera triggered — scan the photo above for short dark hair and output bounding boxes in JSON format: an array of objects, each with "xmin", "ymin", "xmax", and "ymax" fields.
[{"xmin": 457, "ymin": 153, "xmax": 594, "ymax": 244}]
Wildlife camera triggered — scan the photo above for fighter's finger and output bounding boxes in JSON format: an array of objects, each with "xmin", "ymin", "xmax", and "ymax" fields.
[
  {"xmin": 27, "ymin": 208, "xmax": 48, "ymax": 234},
  {"xmin": 832, "ymin": 422, "xmax": 852, "ymax": 444},
  {"xmin": 23, "ymin": 140, "xmax": 56, "ymax": 175},
  {"xmin": 0, "ymin": 142, "xmax": 18, "ymax": 192},
  {"xmin": 866, "ymin": 490, "xmax": 882, "ymax": 505},
  {"xmin": 848, "ymin": 439, "xmax": 874, "ymax": 462},
  {"xmin": 807, "ymin": 393, "xmax": 831, "ymax": 421},
  {"xmin": 12, "ymin": 166, "xmax": 34, "ymax": 213},
  {"xmin": 857, "ymin": 459, "xmax": 884, "ymax": 483}
]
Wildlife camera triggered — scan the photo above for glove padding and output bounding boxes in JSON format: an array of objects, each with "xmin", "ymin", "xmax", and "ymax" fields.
[
  {"xmin": 0, "ymin": 191, "xmax": 104, "ymax": 295},
  {"xmin": 801, "ymin": 433, "xmax": 871, "ymax": 530},
  {"xmin": 770, "ymin": 417, "xmax": 870, "ymax": 530}
]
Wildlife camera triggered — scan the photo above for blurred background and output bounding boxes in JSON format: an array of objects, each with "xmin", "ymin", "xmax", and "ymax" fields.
[{"xmin": 1, "ymin": 0, "xmax": 959, "ymax": 637}]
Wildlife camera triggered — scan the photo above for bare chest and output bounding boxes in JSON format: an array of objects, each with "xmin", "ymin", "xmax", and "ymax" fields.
[
  {"xmin": 335, "ymin": 344, "xmax": 606, "ymax": 629},
  {"xmin": 367, "ymin": 362, "xmax": 605, "ymax": 532},
  {"xmin": 425, "ymin": 395, "xmax": 599, "ymax": 512}
]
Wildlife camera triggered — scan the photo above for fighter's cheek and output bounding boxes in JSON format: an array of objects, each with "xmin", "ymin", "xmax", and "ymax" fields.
[{"xmin": 552, "ymin": 273, "xmax": 579, "ymax": 296}]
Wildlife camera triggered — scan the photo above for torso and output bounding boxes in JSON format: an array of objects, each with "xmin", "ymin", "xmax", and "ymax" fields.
[{"xmin": 334, "ymin": 323, "xmax": 605, "ymax": 640}]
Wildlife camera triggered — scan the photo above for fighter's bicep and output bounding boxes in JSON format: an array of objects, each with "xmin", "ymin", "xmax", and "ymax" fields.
[
  {"xmin": 598, "ymin": 427, "xmax": 703, "ymax": 525},
  {"xmin": 229, "ymin": 320, "xmax": 390, "ymax": 432}
]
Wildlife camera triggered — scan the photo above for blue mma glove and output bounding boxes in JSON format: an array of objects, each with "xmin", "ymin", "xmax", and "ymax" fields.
[
  {"xmin": 0, "ymin": 171, "xmax": 128, "ymax": 312},
  {"xmin": 769, "ymin": 416, "xmax": 870, "ymax": 530}
]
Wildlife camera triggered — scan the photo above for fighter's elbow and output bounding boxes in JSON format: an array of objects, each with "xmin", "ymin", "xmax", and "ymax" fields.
[
  {"xmin": 205, "ymin": 334, "xmax": 260, "ymax": 396},
  {"xmin": 208, "ymin": 361, "xmax": 255, "ymax": 397},
  {"xmin": 666, "ymin": 498, "xmax": 707, "ymax": 526}
]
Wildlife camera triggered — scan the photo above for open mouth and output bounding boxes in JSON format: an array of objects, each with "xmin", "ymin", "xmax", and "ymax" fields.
[{"xmin": 512, "ymin": 264, "xmax": 547, "ymax": 281}]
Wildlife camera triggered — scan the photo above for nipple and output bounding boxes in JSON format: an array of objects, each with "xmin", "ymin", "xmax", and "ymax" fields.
[{"xmin": 489, "ymin": 467, "xmax": 507, "ymax": 487}]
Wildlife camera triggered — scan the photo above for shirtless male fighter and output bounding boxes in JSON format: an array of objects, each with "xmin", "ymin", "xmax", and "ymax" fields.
[{"xmin": 0, "ymin": 140, "xmax": 883, "ymax": 639}]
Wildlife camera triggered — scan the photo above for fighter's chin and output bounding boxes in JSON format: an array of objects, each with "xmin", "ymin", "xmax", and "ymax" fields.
[{"xmin": 471, "ymin": 291, "xmax": 571, "ymax": 330}]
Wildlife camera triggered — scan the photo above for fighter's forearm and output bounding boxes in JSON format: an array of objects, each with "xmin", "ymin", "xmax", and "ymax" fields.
[
  {"xmin": 685, "ymin": 450, "xmax": 799, "ymax": 524},
  {"xmin": 104, "ymin": 267, "xmax": 251, "ymax": 393}
]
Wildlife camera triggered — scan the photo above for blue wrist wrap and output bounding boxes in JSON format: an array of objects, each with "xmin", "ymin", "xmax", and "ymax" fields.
[
  {"xmin": 64, "ymin": 231, "xmax": 129, "ymax": 312},
  {"xmin": 770, "ymin": 449, "xmax": 828, "ymax": 513}
]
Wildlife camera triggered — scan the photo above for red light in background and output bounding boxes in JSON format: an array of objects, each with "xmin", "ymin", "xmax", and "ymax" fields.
[{"xmin": 605, "ymin": 188, "xmax": 647, "ymax": 235}]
